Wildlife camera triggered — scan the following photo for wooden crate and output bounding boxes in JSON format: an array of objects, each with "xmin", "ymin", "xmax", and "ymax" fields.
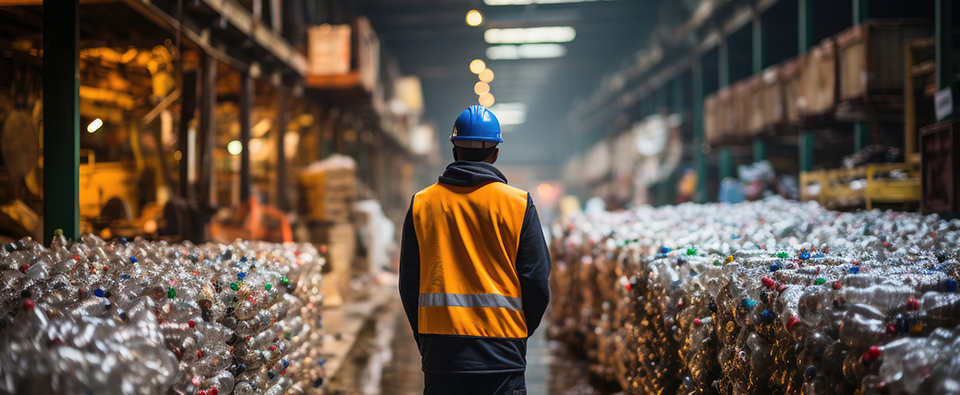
[
  {"xmin": 744, "ymin": 75, "xmax": 765, "ymax": 135},
  {"xmin": 760, "ymin": 66, "xmax": 786, "ymax": 129},
  {"xmin": 802, "ymin": 39, "xmax": 837, "ymax": 116},
  {"xmin": 920, "ymin": 119, "xmax": 960, "ymax": 213},
  {"xmin": 781, "ymin": 54, "xmax": 807, "ymax": 123},
  {"xmin": 837, "ymin": 20, "xmax": 934, "ymax": 103}
]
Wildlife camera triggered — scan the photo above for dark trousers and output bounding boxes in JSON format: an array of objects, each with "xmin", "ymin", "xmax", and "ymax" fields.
[{"xmin": 423, "ymin": 372, "xmax": 526, "ymax": 395}]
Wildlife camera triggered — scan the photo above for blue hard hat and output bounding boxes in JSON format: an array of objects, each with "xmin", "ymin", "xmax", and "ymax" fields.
[{"xmin": 450, "ymin": 105, "xmax": 503, "ymax": 144}]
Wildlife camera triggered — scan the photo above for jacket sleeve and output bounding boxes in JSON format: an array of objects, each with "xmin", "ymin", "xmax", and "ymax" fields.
[
  {"xmin": 398, "ymin": 197, "xmax": 421, "ymax": 348},
  {"xmin": 516, "ymin": 193, "xmax": 551, "ymax": 337}
]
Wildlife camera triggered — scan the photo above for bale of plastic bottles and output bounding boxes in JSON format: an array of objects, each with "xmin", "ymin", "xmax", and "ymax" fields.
[
  {"xmin": 549, "ymin": 197, "xmax": 960, "ymax": 395},
  {"xmin": 0, "ymin": 233, "xmax": 326, "ymax": 395}
]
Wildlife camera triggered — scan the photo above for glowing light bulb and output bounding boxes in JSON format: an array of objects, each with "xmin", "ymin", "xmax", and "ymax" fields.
[
  {"xmin": 87, "ymin": 118, "xmax": 103, "ymax": 133},
  {"xmin": 474, "ymin": 81, "xmax": 490, "ymax": 95},
  {"xmin": 227, "ymin": 140, "xmax": 243, "ymax": 155},
  {"xmin": 469, "ymin": 59, "xmax": 486, "ymax": 74},
  {"xmin": 479, "ymin": 68, "xmax": 495, "ymax": 83},
  {"xmin": 479, "ymin": 93, "xmax": 495, "ymax": 107},
  {"xmin": 466, "ymin": 10, "xmax": 483, "ymax": 26}
]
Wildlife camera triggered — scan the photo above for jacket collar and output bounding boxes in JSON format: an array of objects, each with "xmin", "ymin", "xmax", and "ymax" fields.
[{"xmin": 438, "ymin": 161, "xmax": 508, "ymax": 187}]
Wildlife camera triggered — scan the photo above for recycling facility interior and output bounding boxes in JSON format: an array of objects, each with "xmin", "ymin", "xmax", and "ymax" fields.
[{"xmin": 0, "ymin": 0, "xmax": 960, "ymax": 394}]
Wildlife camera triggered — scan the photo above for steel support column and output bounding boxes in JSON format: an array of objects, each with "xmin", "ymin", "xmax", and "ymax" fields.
[
  {"xmin": 199, "ymin": 53, "xmax": 217, "ymax": 207},
  {"xmin": 936, "ymin": 0, "xmax": 955, "ymax": 91},
  {"xmin": 854, "ymin": 123, "xmax": 871, "ymax": 151},
  {"xmin": 800, "ymin": 131, "xmax": 815, "ymax": 172},
  {"xmin": 240, "ymin": 73, "xmax": 253, "ymax": 202},
  {"xmin": 276, "ymin": 93, "xmax": 290, "ymax": 211},
  {"xmin": 752, "ymin": 15, "xmax": 767, "ymax": 162},
  {"xmin": 42, "ymin": 0, "xmax": 80, "ymax": 244},
  {"xmin": 718, "ymin": 147, "xmax": 733, "ymax": 180},
  {"xmin": 693, "ymin": 61, "xmax": 707, "ymax": 202},
  {"xmin": 799, "ymin": 0, "xmax": 813, "ymax": 54},
  {"xmin": 753, "ymin": 140, "xmax": 768, "ymax": 163},
  {"xmin": 853, "ymin": 0, "xmax": 868, "ymax": 25},
  {"xmin": 799, "ymin": 0, "xmax": 815, "ymax": 174}
]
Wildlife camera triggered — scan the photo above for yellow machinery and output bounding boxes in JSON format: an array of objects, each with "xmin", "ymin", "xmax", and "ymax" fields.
[{"xmin": 800, "ymin": 163, "xmax": 921, "ymax": 210}]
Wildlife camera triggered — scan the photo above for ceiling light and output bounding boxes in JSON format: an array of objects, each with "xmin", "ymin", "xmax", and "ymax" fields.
[
  {"xmin": 474, "ymin": 81, "xmax": 491, "ymax": 95},
  {"xmin": 484, "ymin": 26, "xmax": 576, "ymax": 44},
  {"xmin": 469, "ymin": 59, "xmax": 486, "ymax": 74},
  {"xmin": 466, "ymin": 10, "xmax": 483, "ymax": 26},
  {"xmin": 479, "ymin": 93, "xmax": 496, "ymax": 107},
  {"xmin": 486, "ymin": 44, "xmax": 567, "ymax": 60},
  {"xmin": 479, "ymin": 68, "xmax": 495, "ymax": 83},
  {"xmin": 490, "ymin": 103, "xmax": 526, "ymax": 126},
  {"xmin": 485, "ymin": 0, "xmax": 608, "ymax": 4},
  {"xmin": 227, "ymin": 140, "xmax": 243, "ymax": 155},
  {"xmin": 86, "ymin": 118, "xmax": 103, "ymax": 133}
]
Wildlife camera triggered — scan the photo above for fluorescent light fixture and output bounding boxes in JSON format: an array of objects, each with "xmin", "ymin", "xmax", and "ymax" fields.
[
  {"xmin": 485, "ymin": 0, "xmax": 609, "ymax": 5},
  {"xmin": 490, "ymin": 103, "xmax": 527, "ymax": 126},
  {"xmin": 486, "ymin": 44, "xmax": 567, "ymax": 60},
  {"xmin": 484, "ymin": 26, "xmax": 576, "ymax": 44}
]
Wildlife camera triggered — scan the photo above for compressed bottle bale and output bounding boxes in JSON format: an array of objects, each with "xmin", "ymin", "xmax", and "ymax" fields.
[{"xmin": 550, "ymin": 197, "xmax": 960, "ymax": 394}]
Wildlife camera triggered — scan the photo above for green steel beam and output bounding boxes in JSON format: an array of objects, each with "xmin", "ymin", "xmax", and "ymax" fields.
[
  {"xmin": 673, "ymin": 76, "xmax": 685, "ymax": 123},
  {"xmin": 752, "ymin": 15, "xmax": 767, "ymax": 163},
  {"xmin": 854, "ymin": 123, "xmax": 872, "ymax": 151},
  {"xmin": 43, "ymin": 1, "xmax": 80, "ymax": 244},
  {"xmin": 240, "ymin": 72, "xmax": 253, "ymax": 202},
  {"xmin": 718, "ymin": 147, "xmax": 734, "ymax": 180},
  {"xmin": 693, "ymin": 61, "xmax": 707, "ymax": 203},
  {"xmin": 853, "ymin": 0, "xmax": 868, "ymax": 25},
  {"xmin": 799, "ymin": 0, "xmax": 813, "ymax": 54},
  {"xmin": 753, "ymin": 16, "xmax": 765, "ymax": 73},
  {"xmin": 800, "ymin": 131, "xmax": 815, "ymax": 172},
  {"xmin": 936, "ymin": 0, "xmax": 955, "ymax": 90},
  {"xmin": 719, "ymin": 39, "xmax": 730, "ymax": 88},
  {"xmin": 753, "ymin": 140, "xmax": 768, "ymax": 163}
]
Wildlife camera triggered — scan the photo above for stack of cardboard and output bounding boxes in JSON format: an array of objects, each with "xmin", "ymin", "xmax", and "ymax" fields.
[{"xmin": 300, "ymin": 154, "xmax": 358, "ymax": 307}]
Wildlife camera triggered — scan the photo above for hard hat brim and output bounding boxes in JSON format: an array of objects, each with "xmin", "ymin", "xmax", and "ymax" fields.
[{"xmin": 449, "ymin": 135, "xmax": 504, "ymax": 143}]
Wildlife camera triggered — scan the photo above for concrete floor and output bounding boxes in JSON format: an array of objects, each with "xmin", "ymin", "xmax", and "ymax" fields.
[{"xmin": 379, "ymin": 297, "xmax": 604, "ymax": 395}]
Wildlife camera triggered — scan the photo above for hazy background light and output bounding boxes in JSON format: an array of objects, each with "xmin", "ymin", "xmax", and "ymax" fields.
[
  {"xmin": 485, "ymin": 0, "xmax": 609, "ymax": 4},
  {"xmin": 86, "ymin": 118, "xmax": 103, "ymax": 133},
  {"xmin": 486, "ymin": 44, "xmax": 567, "ymax": 60},
  {"xmin": 466, "ymin": 10, "xmax": 483, "ymax": 26},
  {"xmin": 474, "ymin": 81, "xmax": 491, "ymax": 95},
  {"xmin": 479, "ymin": 68, "xmax": 495, "ymax": 83},
  {"xmin": 469, "ymin": 59, "xmax": 486, "ymax": 74},
  {"xmin": 479, "ymin": 93, "xmax": 496, "ymax": 107},
  {"xmin": 484, "ymin": 26, "xmax": 577, "ymax": 44},
  {"xmin": 227, "ymin": 140, "xmax": 243, "ymax": 155},
  {"xmin": 489, "ymin": 103, "xmax": 527, "ymax": 126}
]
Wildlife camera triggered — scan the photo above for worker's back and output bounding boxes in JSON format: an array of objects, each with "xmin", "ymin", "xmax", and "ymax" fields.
[{"xmin": 399, "ymin": 105, "xmax": 550, "ymax": 395}]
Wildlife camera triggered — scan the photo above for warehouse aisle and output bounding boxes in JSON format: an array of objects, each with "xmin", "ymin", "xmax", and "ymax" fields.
[{"xmin": 379, "ymin": 299, "xmax": 602, "ymax": 395}]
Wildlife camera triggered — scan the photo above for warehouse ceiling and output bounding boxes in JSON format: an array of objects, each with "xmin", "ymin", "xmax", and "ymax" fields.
[{"xmin": 353, "ymin": 0, "xmax": 666, "ymax": 171}]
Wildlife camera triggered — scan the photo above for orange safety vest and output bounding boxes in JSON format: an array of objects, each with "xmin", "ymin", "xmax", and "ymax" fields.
[{"xmin": 411, "ymin": 181, "xmax": 530, "ymax": 339}]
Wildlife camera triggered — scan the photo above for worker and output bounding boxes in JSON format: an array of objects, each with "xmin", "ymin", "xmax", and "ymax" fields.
[{"xmin": 399, "ymin": 105, "xmax": 551, "ymax": 395}]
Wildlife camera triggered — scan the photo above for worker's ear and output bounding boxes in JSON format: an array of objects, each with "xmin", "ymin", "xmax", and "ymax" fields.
[{"xmin": 488, "ymin": 148, "xmax": 499, "ymax": 164}]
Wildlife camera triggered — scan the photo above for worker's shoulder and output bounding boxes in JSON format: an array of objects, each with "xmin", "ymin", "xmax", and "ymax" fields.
[{"xmin": 481, "ymin": 182, "xmax": 529, "ymax": 201}]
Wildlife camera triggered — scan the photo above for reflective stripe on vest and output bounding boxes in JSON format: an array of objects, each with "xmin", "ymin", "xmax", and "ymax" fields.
[
  {"xmin": 419, "ymin": 293, "xmax": 523, "ymax": 311},
  {"xmin": 413, "ymin": 181, "xmax": 530, "ymax": 338}
]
